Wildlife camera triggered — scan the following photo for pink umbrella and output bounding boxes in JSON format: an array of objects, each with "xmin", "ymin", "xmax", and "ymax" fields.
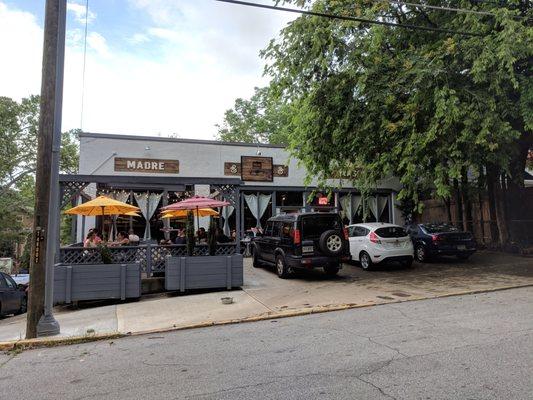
[{"xmin": 162, "ymin": 196, "xmax": 230, "ymax": 232}]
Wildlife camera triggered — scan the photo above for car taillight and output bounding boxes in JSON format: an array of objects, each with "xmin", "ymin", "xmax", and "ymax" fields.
[
  {"xmin": 369, "ymin": 231, "xmax": 381, "ymax": 244},
  {"xmin": 343, "ymin": 227, "xmax": 349, "ymax": 240},
  {"xmin": 431, "ymin": 234, "xmax": 441, "ymax": 242},
  {"xmin": 292, "ymin": 229, "xmax": 301, "ymax": 245}
]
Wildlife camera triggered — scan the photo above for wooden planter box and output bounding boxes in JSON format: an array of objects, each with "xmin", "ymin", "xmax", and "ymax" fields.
[
  {"xmin": 54, "ymin": 263, "xmax": 141, "ymax": 304},
  {"xmin": 165, "ymin": 254, "xmax": 243, "ymax": 292}
]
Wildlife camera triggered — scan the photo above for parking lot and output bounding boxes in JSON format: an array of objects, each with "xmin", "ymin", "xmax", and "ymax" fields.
[{"xmin": 243, "ymin": 250, "xmax": 533, "ymax": 313}]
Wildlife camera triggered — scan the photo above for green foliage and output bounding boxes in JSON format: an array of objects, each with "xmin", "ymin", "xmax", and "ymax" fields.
[
  {"xmin": 0, "ymin": 95, "xmax": 80, "ymax": 258},
  {"xmin": 98, "ymin": 244, "xmax": 113, "ymax": 264},
  {"xmin": 216, "ymin": 86, "xmax": 291, "ymax": 144},
  {"xmin": 260, "ymin": 0, "xmax": 532, "ymax": 208}
]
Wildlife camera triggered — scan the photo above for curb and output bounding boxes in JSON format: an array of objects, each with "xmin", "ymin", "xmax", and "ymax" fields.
[
  {"xmin": 0, "ymin": 333, "xmax": 125, "ymax": 352},
  {"xmin": 2, "ymin": 283, "xmax": 532, "ymax": 351}
]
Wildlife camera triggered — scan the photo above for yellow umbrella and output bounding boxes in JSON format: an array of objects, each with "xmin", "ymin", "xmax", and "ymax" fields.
[
  {"xmin": 160, "ymin": 208, "xmax": 219, "ymax": 219},
  {"xmin": 124, "ymin": 211, "xmax": 142, "ymax": 217},
  {"xmin": 64, "ymin": 195, "xmax": 140, "ymax": 216}
]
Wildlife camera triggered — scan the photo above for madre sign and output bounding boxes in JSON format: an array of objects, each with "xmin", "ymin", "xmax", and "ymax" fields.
[{"xmin": 114, "ymin": 157, "xmax": 179, "ymax": 174}]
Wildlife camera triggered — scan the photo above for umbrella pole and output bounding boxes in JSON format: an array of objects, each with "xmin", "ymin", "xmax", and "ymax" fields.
[{"xmin": 196, "ymin": 206, "xmax": 200, "ymax": 236}]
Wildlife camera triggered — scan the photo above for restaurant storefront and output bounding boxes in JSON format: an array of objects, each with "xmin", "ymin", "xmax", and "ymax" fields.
[{"xmin": 66, "ymin": 132, "xmax": 403, "ymax": 243}]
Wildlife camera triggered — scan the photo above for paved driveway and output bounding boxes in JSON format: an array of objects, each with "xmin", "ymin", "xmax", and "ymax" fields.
[{"xmin": 243, "ymin": 250, "xmax": 533, "ymax": 313}]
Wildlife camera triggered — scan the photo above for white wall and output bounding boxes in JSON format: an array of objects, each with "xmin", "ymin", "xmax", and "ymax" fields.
[{"xmin": 78, "ymin": 133, "xmax": 402, "ymax": 191}]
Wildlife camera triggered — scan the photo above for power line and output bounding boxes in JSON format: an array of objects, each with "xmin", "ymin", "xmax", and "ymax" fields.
[
  {"xmin": 375, "ymin": 0, "xmax": 496, "ymax": 16},
  {"xmin": 375, "ymin": 0, "xmax": 530, "ymax": 22},
  {"xmin": 80, "ymin": 0, "xmax": 89, "ymax": 130},
  {"xmin": 215, "ymin": 0, "xmax": 484, "ymax": 36}
]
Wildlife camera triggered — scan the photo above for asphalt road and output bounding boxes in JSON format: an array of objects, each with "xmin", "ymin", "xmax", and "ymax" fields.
[{"xmin": 2, "ymin": 287, "xmax": 532, "ymax": 400}]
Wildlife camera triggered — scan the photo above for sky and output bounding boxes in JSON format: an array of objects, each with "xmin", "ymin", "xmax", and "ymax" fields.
[{"xmin": 0, "ymin": 0, "xmax": 294, "ymax": 139}]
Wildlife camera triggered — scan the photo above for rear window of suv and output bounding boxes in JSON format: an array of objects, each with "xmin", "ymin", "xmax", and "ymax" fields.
[
  {"xmin": 375, "ymin": 226, "xmax": 408, "ymax": 238},
  {"xmin": 301, "ymin": 214, "xmax": 342, "ymax": 239}
]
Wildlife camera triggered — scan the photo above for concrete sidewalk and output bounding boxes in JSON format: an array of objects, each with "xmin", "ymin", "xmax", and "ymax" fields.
[{"xmin": 1, "ymin": 251, "xmax": 532, "ymax": 344}]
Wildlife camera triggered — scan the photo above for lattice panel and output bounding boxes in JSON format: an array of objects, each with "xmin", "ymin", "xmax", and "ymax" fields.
[
  {"xmin": 211, "ymin": 184, "xmax": 239, "ymax": 207},
  {"xmin": 60, "ymin": 181, "xmax": 91, "ymax": 209}
]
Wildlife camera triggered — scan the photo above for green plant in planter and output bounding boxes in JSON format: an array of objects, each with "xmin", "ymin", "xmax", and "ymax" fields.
[
  {"xmin": 98, "ymin": 244, "xmax": 113, "ymax": 264},
  {"xmin": 186, "ymin": 210, "xmax": 195, "ymax": 256},
  {"xmin": 208, "ymin": 216, "xmax": 217, "ymax": 256}
]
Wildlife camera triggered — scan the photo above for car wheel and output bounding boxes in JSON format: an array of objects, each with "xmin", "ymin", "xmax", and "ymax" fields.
[
  {"xmin": 456, "ymin": 254, "xmax": 470, "ymax": 260},
  {"xmin": 275, "ymin": 255, "xmax": 289, "ymax": 279},
  {"xmin": 324, "ymin": 264, "xmax": 340, "ymax": 277},
  {"xmin": 319, "ymin": 230, "xmax": 345, "ymax": 256},
  {"xmin": 415, "ymin": 244, "xmax": 427, "ymax": 262},
  {"xmin": 16, "ymin": 297, "xmax": 27, "ymax": 315},
  {"xmin": 252, "ymin": 248, "xmax": 261, "ymax": 268},
  {"xmin": 360, "ymin": 252, "xmax": 373, "ymax": 270}
]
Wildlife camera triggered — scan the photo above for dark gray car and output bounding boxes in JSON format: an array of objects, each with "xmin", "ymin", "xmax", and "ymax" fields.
[{"xmin": 0, "ymin": 272, "xmax": 27, "ymax": 317}]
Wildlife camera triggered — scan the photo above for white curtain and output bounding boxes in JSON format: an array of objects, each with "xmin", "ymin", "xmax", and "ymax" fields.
[
  {"xmin": 244, "ymin": 194, "xmax": 271, "ymax": 229},
  {"xmin": 134, "ymin": 192, "xmax": 162, "ymax": 240},
  {"xmin": 378, "ymin": 196, "xmax": 389, "ymax": 222},
  {"xmin": 366, "ymin": 196, "xmax": 379, "ymax": 222},
  {"xmin": 221, "ymin": 206, "xmax": 235, "ymax": 236},
  {"xmin": 339, "ymin": 194, "xmax": 352, "ymax": 222},
  {"xmin": 352, "ymin": 195, "xmax": 362, "ymax": 220}
]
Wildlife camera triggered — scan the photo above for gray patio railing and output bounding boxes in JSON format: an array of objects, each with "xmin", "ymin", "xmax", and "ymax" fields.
[{"xmin": 59, "ymin": 243, "xmax": 243, "ymax": 276}]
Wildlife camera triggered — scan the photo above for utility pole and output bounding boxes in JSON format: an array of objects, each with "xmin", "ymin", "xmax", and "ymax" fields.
[{"xmin": 26, "ymin": 0, "xmax": 67, "ymax": 339}]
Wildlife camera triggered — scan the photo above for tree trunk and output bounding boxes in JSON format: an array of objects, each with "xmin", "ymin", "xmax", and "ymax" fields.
[
  {"xmin": 460, "ymin": 170, "xmax": 473, "ymax": 232},
  {"xmin": 444, "ymin": 197, "xmax": 452, "ymax": 224},
  {"xmin": 493, "ymin": 172, "xmax": 510, "ymax": 247},
  {"xmin": 453, "ymin": 179, "xmax": 463, "ymax": 228},
  {"xmin": 486, "ymin": 166, "xmax": 499, "ymax": 245}
]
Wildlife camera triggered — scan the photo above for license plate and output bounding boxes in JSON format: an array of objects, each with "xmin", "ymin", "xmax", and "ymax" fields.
[
  {"xmin": 302, "ymin": 246, "xmax": 314, "ymax": 253},
  {"xmin": 457, "ymin": 245, "xmax": 466, "ymax": 250}
]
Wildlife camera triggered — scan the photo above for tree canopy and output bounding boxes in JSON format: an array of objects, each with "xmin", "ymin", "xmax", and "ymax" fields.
[
  {"xmin": 259, "ymin": 0, "xmax": 531, "ymax": 209},
  {"xmin": 0, "ymin": 95, "xmax": 79, "ymax": 257},
  {"xmin": 216, "ymin": 86, "xmax": 291, "ymax": 144}
]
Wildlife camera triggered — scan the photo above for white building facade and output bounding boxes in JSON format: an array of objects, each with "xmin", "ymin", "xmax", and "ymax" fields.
[{"xmin": 71, "ymin": 132, "xmax": 403, "ymax": 242}]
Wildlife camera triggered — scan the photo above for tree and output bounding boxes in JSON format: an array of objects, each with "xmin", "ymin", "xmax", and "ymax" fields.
[
  {"xmin": 260, "ymin": 0, "xmax": 532, "ymax": 245},
  {"xmin": 216, "ymin": 86, "xmax": 291, "ymax": 144},
  {"xmin": 0, "ymin": 96, "xmax": 79, "ymax": 256}
]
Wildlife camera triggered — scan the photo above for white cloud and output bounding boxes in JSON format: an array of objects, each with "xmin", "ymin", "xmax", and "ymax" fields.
[
  {"xmin": 86, "ymin": 32, "xmax": 111, "ymax": 58},
  {"xmin": 67, "ymin": 1, "xmax": 96, "ymax": 24},
  {"xmin": 0, "ymin": 1, "xmax": 295, "ymax": 140},
  {"xmin": 129, "ymin": 33, "xmax": 150, "ymax": 45},
  {"xmin": 0, "ymin": 3, "xmax": 43, "ymax": 101}
]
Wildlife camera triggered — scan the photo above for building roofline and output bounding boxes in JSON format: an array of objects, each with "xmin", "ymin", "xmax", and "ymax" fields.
[{"xmin": 79, "ymin": 132, "xmax": 287, "ymax": 149}]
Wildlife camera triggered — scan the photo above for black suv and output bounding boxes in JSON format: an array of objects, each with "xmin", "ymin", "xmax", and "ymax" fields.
[
  {"xmin": 406, "ymin": 223, "xmax": 477, "ymax": 262},
  {"xmin": 252, "ymin": 212, "xmax": 351, "ymax": 278}
]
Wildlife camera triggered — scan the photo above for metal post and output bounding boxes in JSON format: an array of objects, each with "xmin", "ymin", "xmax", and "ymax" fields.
[
  {"xmin": 36, "ymin": 0, "xmax": 67, "ymax": 337},
  {"xmin": 240, "ymin": 192, "xmax": 245, "ymax": 239},
  {"xmin": 235, "ymin": 187, "xmax": 241, "ymax": 254},
  {"xmin": 162, "ymin": 190, "xmax": 169, "ymax": 241},
  {"xmin": 272, "ymin": 190, "xmax": 276, "ymax": 216},
  {"xmin": 256, "ymin": 191, "xmax": 260, "ymax": 228}
]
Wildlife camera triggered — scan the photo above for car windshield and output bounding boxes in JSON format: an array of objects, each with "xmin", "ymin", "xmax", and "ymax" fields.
[
  {"xmin": 422, "ymin": 223, "xmax": 459, "ymax": 234},
  {"xmin": 301, "ymin": 214, "xmax": 341, "ymax": 239},
  {"xmin": 375, "ymin": 226, "xmax": 408, "ymax": 238}
]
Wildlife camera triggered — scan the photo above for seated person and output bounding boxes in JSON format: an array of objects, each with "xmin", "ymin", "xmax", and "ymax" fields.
[
  {"xmin": 84, "ymin": 231, "xmax": 99, "ymax": 248},
  {"xmin": 215, "ymin": 228, "xmax": 231, "ymax": 243},
  {"xmin": 197, "ymin": 227, "xmax": 208, "ymax": 244},
  {"xmin": 128, "ymin": 229, "xmax": 140, "ymax": 244},
  {"xmin": 175, "ymin": 229, "xmax": 186, "ymax": 245},
  {"xmin": 109, "ymin": 231, "xmax": 130, "ymax": 247}
]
